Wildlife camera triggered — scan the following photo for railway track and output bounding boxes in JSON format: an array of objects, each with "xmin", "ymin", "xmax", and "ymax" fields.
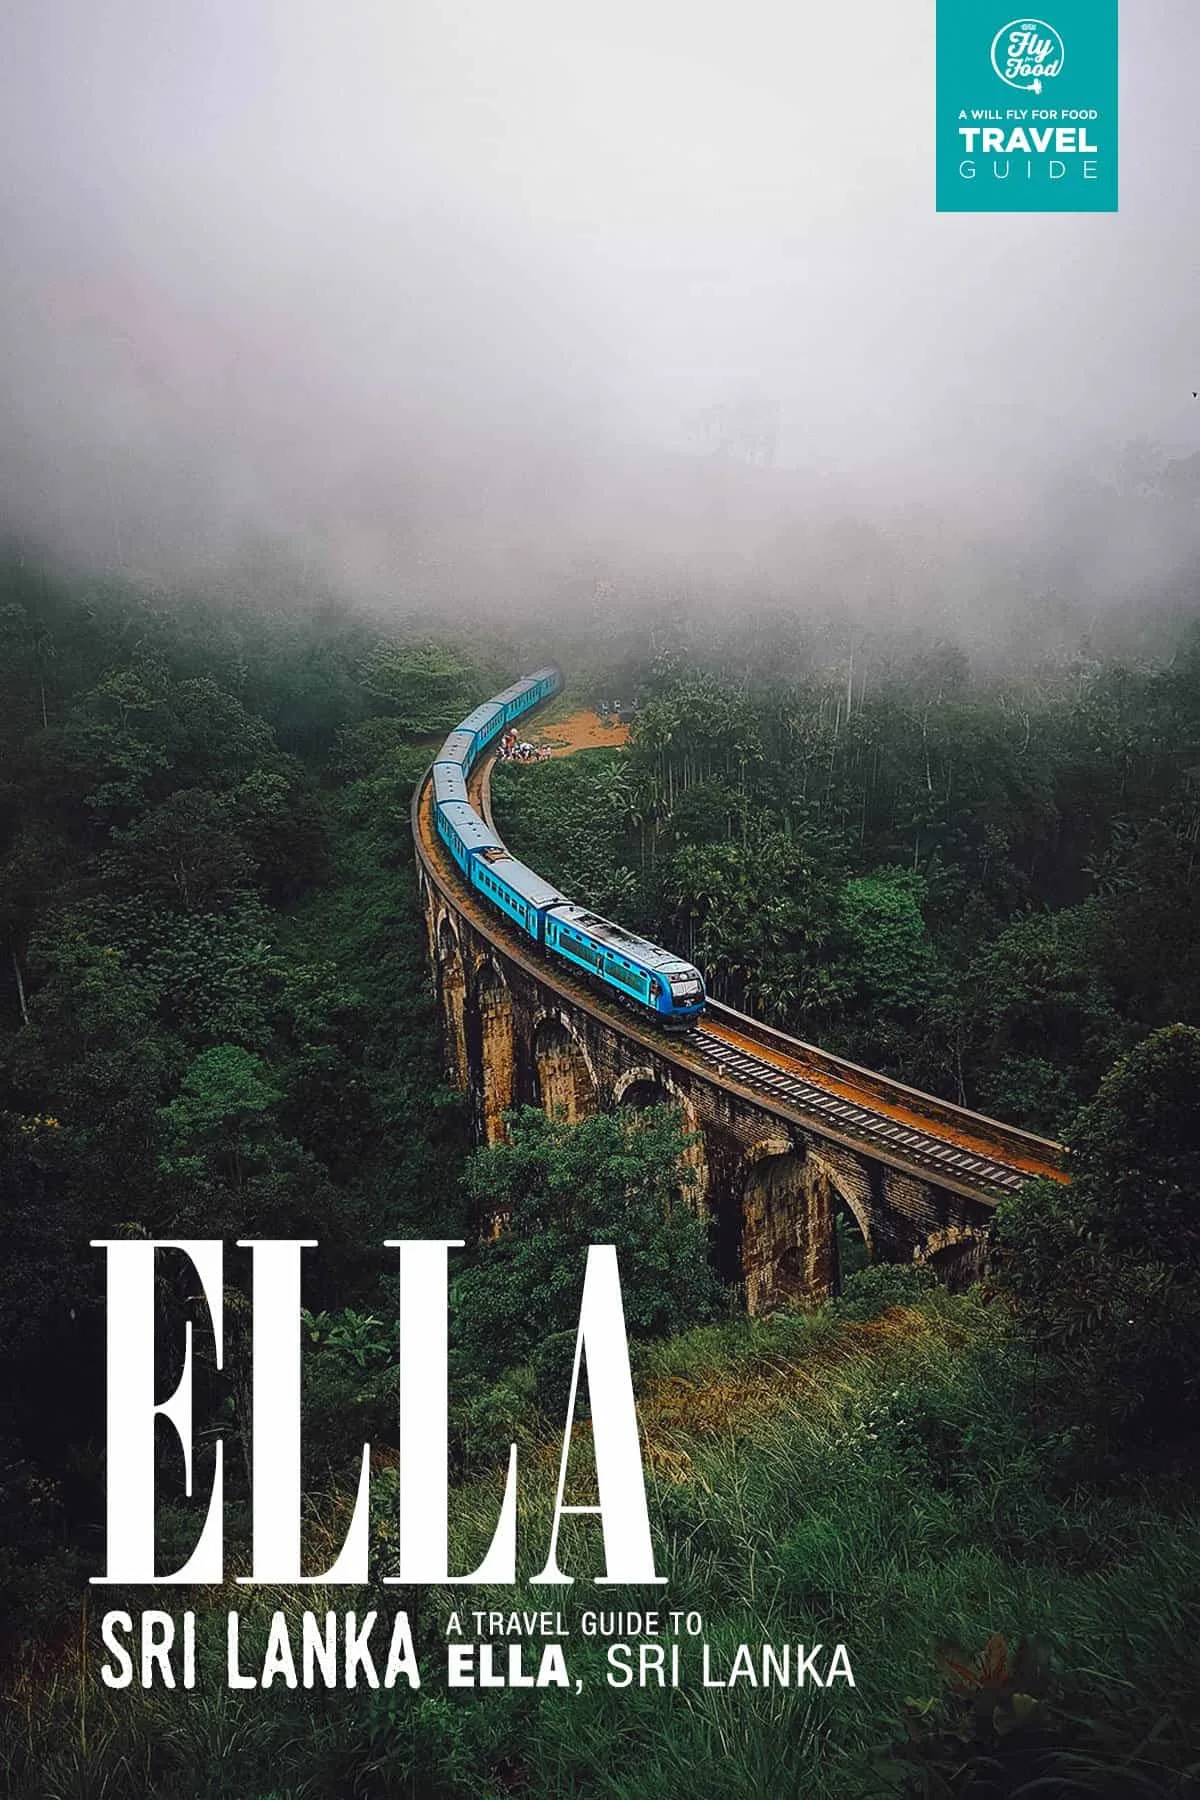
[
  {"xmin": 685, "ymin": 1025, "xmax": 1033, "ymax": 1194},
  {"xmin": 414, "ymin": 712, "xmax": 1066, "ymax": 1204}
]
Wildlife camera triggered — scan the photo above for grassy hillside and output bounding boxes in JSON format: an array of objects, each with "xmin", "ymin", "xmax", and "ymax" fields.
[{"xmin": 6, "ymin": 1279, "xmax": 1198, "ymax": 1798}]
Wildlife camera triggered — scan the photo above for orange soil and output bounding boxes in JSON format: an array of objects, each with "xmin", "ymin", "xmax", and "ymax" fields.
[{"xmin": 539, "ymin": 709, "xmax": 630, "ymax": 756}]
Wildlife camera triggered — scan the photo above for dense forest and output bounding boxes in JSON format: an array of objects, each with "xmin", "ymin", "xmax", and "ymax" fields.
[
  {"xmin": 497, "ymin": 634, "xmax": 1200, "ymax": 1136},
  {"xmin": 1, "ymin": 558, "xmax": 1199, "ymax": 1797}
]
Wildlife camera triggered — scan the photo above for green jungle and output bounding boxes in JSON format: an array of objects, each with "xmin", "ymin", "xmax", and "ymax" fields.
[{"xmin": 2, "ymin": 560, "xmax": 1199, "ymax": 1797}]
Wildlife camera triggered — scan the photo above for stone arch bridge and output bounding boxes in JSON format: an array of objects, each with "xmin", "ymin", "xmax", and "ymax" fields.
[{"xmin": 412, "ymin": 759, "xmax": 1065, "ymax": 1314}]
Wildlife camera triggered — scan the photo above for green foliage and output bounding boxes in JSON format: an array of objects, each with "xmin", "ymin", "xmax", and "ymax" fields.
[
  {"xmin": 836, "ymin": 869, "xmax": 940, "ymax": 1013},
  {"xmin": 967, "ymin": 902, "xmax": 1126, "ymax": 1128},
  {"xmin": 829, "ymin": 868, "xmax": 945, "ymax": 1068},
  {"xmin": 994, "ymin": 1025, "xmax": 1200, "ymax": 1449},
  {"xmin": 453, "ymin": 1105, "xmax": 726, "ymax": 1392},
  {"xmin": 835, "ymin": 1261, "xmax": 940, "ymax": 1320},
  {"xmin": 302, "ymin": 1305, "xmax": 391, "ymax": 1371},
  {"xmin": 493, "ymin": 640, "xmax": 1200, "ymax": 1126},
  {"xmin": 1070, "ymin": 1022, "xmax": 1200, "ymax": 1243},
  {"xmin": 491, "ymin": 751, "xmax": 645, "ymax": 919},
  {"xmin": 0, "ymin": 570, "xmax": 471, "ymax": 1656},
  {"xmin": 882, "ymin": 1633, "xmax": 1196, "ymax": 1797},
  {"xmin": 360, "ymin": 639, "xmax": 483, "ymax": 733},
  {"xmin": 161, "ymin": 1043, "xmax": 283, "ymax": 1141}
]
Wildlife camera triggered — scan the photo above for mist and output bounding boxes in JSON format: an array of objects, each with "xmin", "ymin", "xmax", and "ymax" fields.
[{"xmin": 2, "ymin": 0, "xmax": 1199, "ymax": 641}]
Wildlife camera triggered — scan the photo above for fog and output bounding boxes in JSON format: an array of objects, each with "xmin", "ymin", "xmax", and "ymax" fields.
[{"xmin": 2, "ymin": 0, "xmax": 1199, "ymax": 639}]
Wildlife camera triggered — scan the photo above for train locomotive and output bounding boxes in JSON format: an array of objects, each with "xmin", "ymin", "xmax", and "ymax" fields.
[{"xmin": 428, "ymin": 667, "xmax": 707, "ymax": 1030}]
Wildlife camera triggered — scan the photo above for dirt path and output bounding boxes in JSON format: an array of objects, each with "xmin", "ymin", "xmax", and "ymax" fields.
[{"xmin": 537, "ymin": 709, "xmax": 630, "ymax": 756}]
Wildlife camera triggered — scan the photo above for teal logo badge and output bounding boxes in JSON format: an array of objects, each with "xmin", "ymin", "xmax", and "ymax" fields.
[
  {"xmin": 990, "ymin": 19, "xmax": 1065, "ymax": 93},
  {"xmin": 937, "ymin": 1, "xmax": 1118, "ymax": 212}
]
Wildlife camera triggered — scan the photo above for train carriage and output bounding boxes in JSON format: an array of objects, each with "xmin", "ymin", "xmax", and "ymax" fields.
[
  {"xmin": 458, "ymin": 699, "xmax": 506, "ymax": 752},
  {"xmin": 436, "ymin": 800, "xmax": 505, "ymax": 876},
  {"xmin": 438, "ymin": 729, "xmax": 477, "ymax": 772},
  {"xmin": 493, "ymin": 667, "xmax": 560, "ymax": 722},
  {"xmin": 469, "ymin": 853, "xmax": 565, "ymax": 941},
  {"xmin": 434, "ymin": 669, "xmax": 560, "ymax": 781},
  {"xmin": 492, "ymin": 679, "xmax": 532, "ymax": 720},
  {"xmin": 428, "ymin": 664, "xmax": 705, "ymax": 1029},
  {"xmin": 545, "ymin": 904, "xmax": 706, "ymax": 1028},
  {"xmin": 432, "ymin": 760, "xmax": 469, "ymax": 807}
]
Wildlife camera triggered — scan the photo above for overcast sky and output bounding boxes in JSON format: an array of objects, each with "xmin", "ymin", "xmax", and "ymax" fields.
[{"xmin": 2, "ymin": 1, "xmax": 1198, "ymax": 611}]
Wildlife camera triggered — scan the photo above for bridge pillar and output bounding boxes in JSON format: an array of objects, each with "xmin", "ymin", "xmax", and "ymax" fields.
[
  {"xmin": 435, "ymin": 913, "xmax": 468, "ymax": 1090},
  {"xmin": 740, "ymin": 1137, "xmax": 837, "ymax": 1314},
  {"xmin": 532, "ymin": 1011, "xmax": 598, "ymax": 1124},
  {"xmin": 473, "ymin": 957, "xmax": 516, "ymax": 1145}
]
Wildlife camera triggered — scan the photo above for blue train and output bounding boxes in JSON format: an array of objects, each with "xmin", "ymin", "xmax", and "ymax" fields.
[{"xmin": 429, "ymin": 667, "xmax": 706, "ymax": 1030}]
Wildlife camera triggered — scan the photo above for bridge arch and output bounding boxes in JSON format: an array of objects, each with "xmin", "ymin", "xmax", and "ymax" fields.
[
  {"xmin": 613, "ymin": 1064, "xmax": 710, "ymax": 1212},
  {"xmin": 914, "ymin": 1225, "xmax": 989, "ymax": 1292},
  {"xmin": 435, "ymin": 912, "xmax": 468, "ymax": 1089},
  {"xmin": 612, "ymin": 1066, "xmax": 670, "ymax": 1109},
  {"xmin": 532, "ymin": 1009, "xmax": 598, "ymax": 1125},
  {"xmin": 817, "ymin": 1157, "xmax": 876, "ymax": 1292},
  {"xmin": 473, "ymin": 955, "xmax": 516, "ymax": 1145}
]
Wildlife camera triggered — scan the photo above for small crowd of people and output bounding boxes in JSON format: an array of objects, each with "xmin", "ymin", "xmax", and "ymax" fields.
[{"xmin": 497, "ymin": 727, "xmax": 552, "ymax": 762}]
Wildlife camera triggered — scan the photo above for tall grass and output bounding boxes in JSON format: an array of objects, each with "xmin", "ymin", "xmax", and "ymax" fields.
[{"xmin": 4, "ymin": 1292, "xmax": 1198, "ymax": 1797}]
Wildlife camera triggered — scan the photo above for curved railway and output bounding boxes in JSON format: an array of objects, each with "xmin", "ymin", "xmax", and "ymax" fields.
[
  {"xmin": 687, "ymin": 1025, "xmax": 1041, "ymax": 1194},
  {"xmin": 413, "ymin": 679, "xmax": 1066, "ymax": 1206}
]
